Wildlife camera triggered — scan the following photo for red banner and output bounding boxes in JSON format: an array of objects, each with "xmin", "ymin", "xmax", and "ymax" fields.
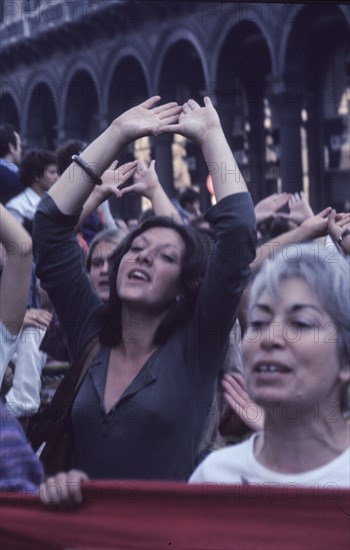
[{"xmin": 1, "ymin": 482, "xmax": 349, "ymax": 549}]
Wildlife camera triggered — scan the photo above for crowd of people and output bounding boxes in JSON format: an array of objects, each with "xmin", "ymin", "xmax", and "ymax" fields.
[{"xmin": 0, "ymin": 95, "xmax": 349, "ymax": 509}]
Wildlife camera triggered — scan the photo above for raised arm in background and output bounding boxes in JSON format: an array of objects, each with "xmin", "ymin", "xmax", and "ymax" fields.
[
  {"xmin": 237, "ymin": 206, "xmax": 333, "ymax": 332},
  {"xmin": 251, "ymin": 206, "xmax": 332, "ymax": 275},
  {"xmin": 0, "ymin": 204, "xmax": 32, "ymax": 335},
  {"xmin": 116, "ymin": 159, "xmax": 183, "ymax": 223},
  {"xmin": 76, "ymin": 161, "xmax": 138, "ymax": 229},
  {"xmin": 254, "ymin": 192, "xmax": 290, "ymax": 225}
]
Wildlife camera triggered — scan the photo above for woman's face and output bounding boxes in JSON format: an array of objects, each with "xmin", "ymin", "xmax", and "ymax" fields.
[
  {"xmin": 243, "ymin": 277, "xmax": 349, "ymax": 409},
  {"xmin": 116, "ymin": 226, "xmax": 185, "ymax": 313},
  {"xmin": 89, "ymin": 240, "xmax": 115, "ymax": 303}
]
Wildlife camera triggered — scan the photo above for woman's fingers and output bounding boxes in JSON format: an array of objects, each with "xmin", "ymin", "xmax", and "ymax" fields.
[
  {"xmin": 221, "ymin": 374, "xmax": 264, "ymax": 431},
  {"xmin": 204, "ymin": 96, "xmax": 213, "ymax": 107},
  {"xmin": 140, "ymin": 96, "xmax": 161, "ymax": 109},
  {"xmin": 40, "ymin": 470, "xmax": 88, "ymax": 508},
  {"xmin": 116, "ymin": 182, "xmax": 142, "ymax": 197},
  {"xmin": 115, "ymin": 162, "xmax": 138, "ymax": 186},
  {"xmin": 187, "ymin": 99, "xmax": 201, "ymax": 111},
  {"xmin": 222, "ymin": 374, "xmax": 250, "ymax": 407},
  {"xmin": 156, "ymin": 103, "xmax": 182, "ymax": 119},
  {"xmin": 222, "ymin": 372, "xmax": 246, "ymax": 392},
  {"xmin": 66, "ymin": 470, "xmax": 87, "ymax": 505},
  {"xmin": 337, "ymin": 216, "xmax": 350, "ymax": 227},
  {"xmin": 318, "ymin": 206, "xmax": 332, "ymax": 218},
  {"xmin": 24, "ymin": 309, "xmax": 52, "ymax": 328}
]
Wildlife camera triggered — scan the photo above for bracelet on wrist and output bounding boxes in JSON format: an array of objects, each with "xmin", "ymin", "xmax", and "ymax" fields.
[
  {"xmin": 71, "ymin": 155, "xmax": 103, "ymax": 186},
  {"xmin": 337, "ymin": 228, "xmax": 350, "ymax": 245}
]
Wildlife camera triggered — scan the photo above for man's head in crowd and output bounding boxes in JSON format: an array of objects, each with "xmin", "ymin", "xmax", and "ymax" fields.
[
  {"xmin": 20, "ymin": 149, "xmax": 58, "ymax": 195},
  {"xmin": 0, "ymin": 124, "xmax": 22, "ymax": 165},
  {"xmin": 179, "ymin": 187, "xmax": 201, "ymax": 216}
]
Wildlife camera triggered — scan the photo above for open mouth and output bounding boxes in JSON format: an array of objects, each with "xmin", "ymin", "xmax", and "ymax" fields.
[
  {"xmin": 98, "ymin": 280, "xmax": 109, "ymax": 287},
  {"xmin": 128, "ymin": 269, "xmax": 150, "ymax": 282},
  {"xmin": 254, "ymin": 364, "xmax": 292, "ymax": 374}
]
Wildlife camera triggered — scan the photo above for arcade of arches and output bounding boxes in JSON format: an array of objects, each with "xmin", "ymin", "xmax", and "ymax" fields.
[{"xmin": 1, "ymin": 2, "xmax": 349, "ymax": 217}]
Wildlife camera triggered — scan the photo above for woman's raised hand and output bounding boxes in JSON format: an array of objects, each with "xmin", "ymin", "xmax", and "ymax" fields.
[
  {"xmin": 254, "ymin": 192, "xmax": 290, "ymax": 224},
  {"xmin": 115, "ymin": 160, "xmax": 160, "ymax": 200},
  {"xmin": 162, "ymin": 96, "xmax": 222, "ymax": 145},
  {"xmin": 96, "ymin": 160, "xmax": 138, "ymax": 199},
  {"xmin": 299, "ymin": 206, "xmax": 332, "ymax": 239},
  {"xmin": 288, "ymin": 191, "xmax": 314, "ymax": 224},
  {"xmin": 114, "ymin": 96, "xmax": 182, "ymax": 145}
]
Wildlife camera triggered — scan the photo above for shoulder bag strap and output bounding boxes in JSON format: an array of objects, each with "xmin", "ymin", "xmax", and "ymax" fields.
[{"xmin": 30, "ymin": 337, "xmax": 101, "ymax": 450}]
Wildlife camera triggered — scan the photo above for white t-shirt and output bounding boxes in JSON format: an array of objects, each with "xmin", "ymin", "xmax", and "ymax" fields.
[
  {"xmin": 5, "ymin": 187, "xmax": 41, "ymax": 225},
  {"xmin": 6, "ymin": 326, "xmax": 47, "ymax": 416},
  {"xmin": 0, "ymin": 321, "xmax": 19, "ymax": 382},
  {"xmin": 189, "ymin": 433, "xmax": 350, "ymax": 488}
]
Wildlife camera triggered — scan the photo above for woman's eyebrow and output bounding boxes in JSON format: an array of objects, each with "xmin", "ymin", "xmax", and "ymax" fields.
[
  {"xmin": 252, "ymin": 304, "xmax": 271, "ymax": 313},
  {"xmin": 133, "ymin": 237, "xmax": 181, "ymax": 252},
  {"xmin": 133, "ymin": 235, "xmax": 148, "ymax": 244},
  {"xmin": 159, "ymin": 243, "xmax": 181, "ymax": 251},
  {"xmin": 251, "ymin": 303, "xmax": 324, "ymax": 315},
  {"xmin": 289, "ymin": 304, "xmax": 323, "ymax": 314}
]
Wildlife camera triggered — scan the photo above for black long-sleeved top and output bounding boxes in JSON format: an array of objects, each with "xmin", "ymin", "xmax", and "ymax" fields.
[{"xmin": 34, "ymin": 192, "xmax": 256, "ymax": 480}]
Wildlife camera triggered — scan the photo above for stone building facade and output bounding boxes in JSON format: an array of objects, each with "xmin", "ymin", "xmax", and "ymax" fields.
[{"xmin": 1, "ymin": 1, "xmax": 349, "ymax": 217}]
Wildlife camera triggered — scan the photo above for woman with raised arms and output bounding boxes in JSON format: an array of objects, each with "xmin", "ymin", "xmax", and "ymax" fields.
[{"xmin": 35, "ymin": 96, "xmax": 256, "ymax": 505}]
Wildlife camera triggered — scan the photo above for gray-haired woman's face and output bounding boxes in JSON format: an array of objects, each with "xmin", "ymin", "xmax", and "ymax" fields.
[{"xmin": 243, "ymin": 276, "xmax": 350, "ymax": 410}]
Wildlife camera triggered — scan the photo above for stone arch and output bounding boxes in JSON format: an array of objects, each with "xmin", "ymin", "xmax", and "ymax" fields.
[
  {"xmin": 156, "ymin": 36, "xmax": 208, "ymax": 208},
  {"xmin": 283, "ymin": 3, "xmax": 350, "ymax": 211},
  {"xmin": 103, "ymin": 47, "xmax": 150, "ymax": 119},
  {"xmin": 279, "ymin": 4, "xmax": 350, "ymax": 76},
  {"xmin": 216, "ymin": 20, "xmax": 272, "ymax": 200},
  {"xmin": 210, "ymin": 7, "xmax": 275, "ymax": 82},
  {"xmin": 24, "ymin": 82, "xmax": 58, "ymax": 150},
  {"xmin": 153, "ymin": 30, "xmax": 208, "ymax": 100},
  {"xmin": 60, "ymin": 60, "xmax": 101, "ymax": 111},
  {"xmin": 105, "ymin": 55, "xmax": 149, "ymax": 223},
  {"xmin": 106, "ymin": 54, "xmax": 149, "ymax": 120},
  {"xmin": 62, "ymin": 68, "xmax": 100, "ymax": 144}
]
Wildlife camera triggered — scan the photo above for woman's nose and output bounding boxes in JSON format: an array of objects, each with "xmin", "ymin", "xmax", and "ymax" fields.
[
  {"xmin": 101, "ymin": 259, "xmax": 109, "ymax": 272},
  {"xmin": 260, "ymin": 322, "xmax": 285, "ymax": 350},
  {"xmin": 136, "ymin": 248, "xmax": 153, "ymax": 265}
]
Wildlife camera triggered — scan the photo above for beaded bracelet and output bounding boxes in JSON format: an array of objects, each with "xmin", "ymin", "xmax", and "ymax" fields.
[
  {"xmin": 71, "ymin": 155, "xmax": 103, "ymax": 185},
  {"xmin": 338, "ymin": 228, "xmax": 350, "ymax": 245}
]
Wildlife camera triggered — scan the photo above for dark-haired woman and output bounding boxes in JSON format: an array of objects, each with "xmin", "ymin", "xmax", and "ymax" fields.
[{"xmin": 34, "ymin": 97, "xmax": 256, "ymax": 500}]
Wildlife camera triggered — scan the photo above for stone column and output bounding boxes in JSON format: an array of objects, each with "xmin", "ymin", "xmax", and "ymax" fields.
[
  {"xmin": 271, "ymin": 81, "xmax": 303, "ymax": 194},
  {"xmin": 304, "ymin": 102, "xmax": 326, "ymax": 212},
  {"xmin": 154, "ymin": 133, "xmax": 175, "ymax": 198},
  {"xmin": 247, "ymin": 96, "xmax": 266, "ymax": 202}
]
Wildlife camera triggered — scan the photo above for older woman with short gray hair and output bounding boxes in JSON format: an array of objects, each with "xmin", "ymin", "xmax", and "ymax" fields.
[{"xmin": 190, "ymin": 244, "xmax": 350, "ymax": 487}]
